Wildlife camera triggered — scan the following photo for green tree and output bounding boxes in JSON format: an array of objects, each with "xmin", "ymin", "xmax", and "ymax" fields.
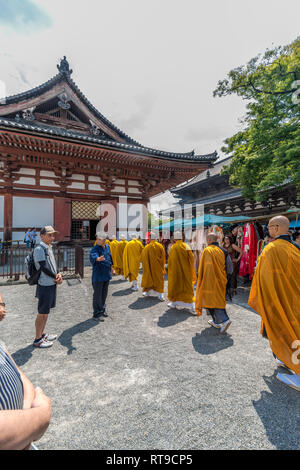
[{"xmin": 213, "ymin": 37, "xmax": 300, "ymax": 201}]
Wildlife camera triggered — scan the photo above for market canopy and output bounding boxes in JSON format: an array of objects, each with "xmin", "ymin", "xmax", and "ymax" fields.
[
  {"xmin": 290, "ymin": 219, "xmax": 300, "ymax": 228},
  {"xmin": 153, "ymin": 214, "xmax": 251, "ymax": 231}
]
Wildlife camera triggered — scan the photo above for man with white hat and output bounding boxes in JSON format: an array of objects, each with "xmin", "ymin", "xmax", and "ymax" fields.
[
  {"xmin": 90, "ymin": 232, "xmax": 113, "ymax": 319},
  {"xmin": 33, "ymin": 226, "xmax": 62, "ymax": 349}
]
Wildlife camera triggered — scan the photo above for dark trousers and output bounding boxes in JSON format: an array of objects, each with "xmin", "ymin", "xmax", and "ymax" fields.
[
  {"xmin": 207, "ymin": 308, "xmax": 229, "ymax": 325},
  {"xmin": 93, "ymin": 281, "xmax": 110, "ymax": 316}
]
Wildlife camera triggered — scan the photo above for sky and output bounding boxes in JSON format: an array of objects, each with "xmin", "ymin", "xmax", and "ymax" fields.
[{"xmin": 0, "ymin": 0, "xmax": 299, "ymax": 211}]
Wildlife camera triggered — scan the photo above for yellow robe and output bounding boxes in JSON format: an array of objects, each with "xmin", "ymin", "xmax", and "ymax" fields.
[
  {"xmin": 167, "ymin": 240, "xmax": 196, "ymax": 303},
  {"xmin": 141, "ymin": 240, "xmax": 166, "ymax": 293},
  {"xmin": 195, "ymin": 244, "xmax": 227, "ymax": 316},
  {"xmin": 109, "ymin": 240, "xmax": 119, "ymax": 270},
  {"xmin": 114, "ymin": 240, "xmax": 127, "ymax": 275},
  {"xmin": 248, "ymin": 239, "xmax": 300, "ymax": 374},
  {"xmin": 123, "ymin": 239, "xmax": 144, "ymax": 282}
]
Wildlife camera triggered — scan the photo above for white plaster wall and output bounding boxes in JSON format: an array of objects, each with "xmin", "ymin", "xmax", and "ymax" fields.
[{"xmin": 13, "ymin": 197, "xmax": 53, "ymax": 227}]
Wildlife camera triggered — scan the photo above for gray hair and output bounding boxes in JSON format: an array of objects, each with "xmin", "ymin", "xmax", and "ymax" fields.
[{"xmin": 96, "ymin": 232, "xmax": 107, "ymax": 240}]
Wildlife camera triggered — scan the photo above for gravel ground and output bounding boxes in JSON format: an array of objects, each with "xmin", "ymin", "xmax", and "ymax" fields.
[{"xmin": 0, "ymin": 271, "xmax": 299, "ymax": 450}]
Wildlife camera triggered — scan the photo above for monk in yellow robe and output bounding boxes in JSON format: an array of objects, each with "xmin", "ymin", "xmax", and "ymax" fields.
[
  {"xmin": 249, "ymin": 216, "xmax": 300, "ymax": 391},
  {"xmin": 195, "ymin": 233, "xmax": 232, "ymax": 334},
  {"xmin": 109, "ymin": 236, "xmax": 119, "ymax": 274},
  {"xmin": 141, "ymin": 232, "xmax": 166, "ymax": 301},
  {"xmin": 167, "ymin": 232, "xmax": 196, "ymax": 312},
  {"xmin": 114, "ymin": 235, "xmax": 127, "ymax": 275},
  {"xmin": 123, "ymin": 234, "xmax": 144, "ymax": 290}
]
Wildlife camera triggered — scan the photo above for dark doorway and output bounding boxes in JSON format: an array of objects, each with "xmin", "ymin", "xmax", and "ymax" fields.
[{"xmin": 90, "ymin": 220, "xmax": 98, "ymax": 241}]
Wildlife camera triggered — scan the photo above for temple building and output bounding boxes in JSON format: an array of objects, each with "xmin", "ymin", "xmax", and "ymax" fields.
[
  {"xmin": 0, "ymin": 57, "xmax": 217, "ymax": 242},
  {"xmin": 170, "ymin": 156, "xmax": 300, "ymax": 219}
]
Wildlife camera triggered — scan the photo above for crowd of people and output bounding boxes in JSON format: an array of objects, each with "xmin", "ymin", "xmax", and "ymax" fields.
[{"xmin": 0, "ymin": 216, "xmax": 299, "ymax": 449}]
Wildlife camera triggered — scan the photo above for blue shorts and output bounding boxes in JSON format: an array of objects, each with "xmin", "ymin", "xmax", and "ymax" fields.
[{"xmin": 35, "ymin": 284, "xmax": 57, "ymax": 315}]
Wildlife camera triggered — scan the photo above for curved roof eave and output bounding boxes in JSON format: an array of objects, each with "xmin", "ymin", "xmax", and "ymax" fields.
[{"xmin": 0, "ymin": 117, "xmax": 218, "ymax": 164}]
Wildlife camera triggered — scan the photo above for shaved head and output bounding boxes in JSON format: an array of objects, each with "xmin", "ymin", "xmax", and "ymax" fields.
[
  {"xmin": 207, "ymin": 233, "xmax": 218, "ymax": 244},
  {"xmin": 268, "ymin": 215, "xmax": 290, "ymax": 237}
]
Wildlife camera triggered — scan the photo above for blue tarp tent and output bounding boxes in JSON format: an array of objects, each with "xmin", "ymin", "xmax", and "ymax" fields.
[
  {"xmin": 290, "ymin": 219, "xmax": 300, "ymax": 228},
  {"xmin": 153, "ymin": 214, "xmax": 250, "ymax": 231}
]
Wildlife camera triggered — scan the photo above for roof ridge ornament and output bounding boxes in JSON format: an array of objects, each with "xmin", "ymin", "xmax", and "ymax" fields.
[{"xmin": 57, "ymin": 56, "xmax": 73, "ymax": 77}]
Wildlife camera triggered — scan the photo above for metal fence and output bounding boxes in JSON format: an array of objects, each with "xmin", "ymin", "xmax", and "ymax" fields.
[{"xmin": 0, "ymin": 244, "xmax": 84, "ymax": 280}]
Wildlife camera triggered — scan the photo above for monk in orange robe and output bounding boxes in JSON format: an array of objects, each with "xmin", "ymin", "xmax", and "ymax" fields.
[
  {"xmin": 167, "ymin": 232, "xmax": 197, "ymax": 312},
  {"xmin": 123, "ymin": 234, "xmax": 144, "ymax": 290},
  {"xmin": 195, "ymin": 233, "xmax": 233, "ymax": 334},
  {"xmin": 141, "ymin": 232, "xmax": 166, "ymax": 301},
  {"xmin": 109, "ymin": 236, "xmax": 119, "ymax": 274},
  {"xmin": 249, "ymin": 216, "xmax": 300, "ymax": 391},
  {"xmin": 114, "ymin": 235, "xmax": 127, "ymax": 275}
]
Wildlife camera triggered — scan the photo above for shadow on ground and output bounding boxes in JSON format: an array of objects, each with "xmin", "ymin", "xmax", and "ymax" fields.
[
  {"xmin": 157, "ymin": 308, "xmax": 192, "ymax": 328},
  {"xmin": 110, "ymin": 278, "xmax": 127, "ymax": 285},
  {"xmin": 192, "ymin": 328, "xmax": 234, "ymax": 355},
  {"xmin": 58, "ymin": 318, "xmax": 100, "ymax": 355},
  {"xmin": 12, "ymin": 344, "xmax": 34, "ymax": 367},
  {"xmin": 253, "ymin": 372, "xmax": 300, "ymax": 450},
  {"xmin": 129, "ymin": 297, "xmax": 161, "ymax": 310},
  {"xmin": 112, "ymin": 288, "xmax": 134, "ymax": 297}
]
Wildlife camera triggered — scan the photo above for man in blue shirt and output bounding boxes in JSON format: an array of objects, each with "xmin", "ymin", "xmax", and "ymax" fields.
[{"xmin": 90, "ymin": 232, "xmax": 113, "ymax": 320}]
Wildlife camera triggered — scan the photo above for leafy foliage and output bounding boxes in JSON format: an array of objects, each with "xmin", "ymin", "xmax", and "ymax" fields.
[{"xmin": 214, "ymin": 38, "xmax": 300, "ymax": 201}]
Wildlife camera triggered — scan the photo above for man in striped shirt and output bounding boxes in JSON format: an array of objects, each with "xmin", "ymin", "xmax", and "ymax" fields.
[{"xmin": 0, "ymin": 293, "xmax": 52, "ymax": 449}]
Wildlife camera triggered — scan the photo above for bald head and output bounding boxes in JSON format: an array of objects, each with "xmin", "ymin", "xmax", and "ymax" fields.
[
  {"xmin": 268, "ymin": 216, "xmax": 290, "ymax": 238},
  {"xmin": 207, "ymin": 233, "xmax": 218, "ymax": 245}
]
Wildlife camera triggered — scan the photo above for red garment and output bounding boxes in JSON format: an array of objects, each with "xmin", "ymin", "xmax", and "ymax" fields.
[
  {"xmin": 239, "ymin": 223, "xmax": 258, "ymax": 279},
  {"xmin": 248, "ymin": 224, "xmax": 258, "ymax": 280}
]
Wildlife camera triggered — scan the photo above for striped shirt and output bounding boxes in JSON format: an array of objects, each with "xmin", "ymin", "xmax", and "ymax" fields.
[{"xmin": 0, "ymin": 343, "xmax": 23, "ymax": 410}]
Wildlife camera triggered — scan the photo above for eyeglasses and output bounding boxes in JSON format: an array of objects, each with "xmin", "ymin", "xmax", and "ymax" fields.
[{"xmin": 268, "ymin": 224, "xmax": 279, "ymax": 229}]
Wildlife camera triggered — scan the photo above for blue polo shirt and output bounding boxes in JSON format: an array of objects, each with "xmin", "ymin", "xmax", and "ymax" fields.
[{"xmin": 90, "ymin": 244, "xmax": 113, "ymax": 283}]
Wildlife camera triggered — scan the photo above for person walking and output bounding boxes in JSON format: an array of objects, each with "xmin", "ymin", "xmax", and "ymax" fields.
[
  {"xmin": 90, "ymin": 232, "xmax": 113, "ymax": 319},
  {"xmin": 141, "ymin": 232, "xmax": 166, "ymax": 301},
  {"xmin": 167, "ymin": 232, "xmax": 197, "ymax": 312},
  {"xmin": 195, "ymin": 233, "xmax": 233, "ymax": 334},
  {"xmin": 33, "ymin": 226, "xmax": 62, "ymax": 349},
  {"xmin": 123, "ymin": 234, "xmax": 144, "ymax": 291},
  {"xmin": 248, "ymin": 215, "xmax": 300, "ymax": 391}
]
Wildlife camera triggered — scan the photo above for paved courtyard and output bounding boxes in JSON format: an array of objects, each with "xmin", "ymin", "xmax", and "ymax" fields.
[{"xmin": 0, "ymin": 271, "xmax": 299, "ymax": 450}]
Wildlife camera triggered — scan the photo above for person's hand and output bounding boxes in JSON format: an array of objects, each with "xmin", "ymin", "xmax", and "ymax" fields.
[
  {"xmin": 0, "ymin": 305, "xmax": 6, "ymax": 321},
  {"xmin": 96, "ymin": 256, "xmax": 105, "ymax": 262},
  {"xmin": 55, "ymin": 273, "xmax": 63, "ymax": 284}
]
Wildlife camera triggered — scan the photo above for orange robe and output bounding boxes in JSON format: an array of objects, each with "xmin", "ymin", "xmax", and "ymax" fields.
[
  {"xmin": 248, "ymin": 239, "xmax": 300, "ymax": 374},
  {"xmin": 123, "ymin": 239, "xmax": 144, "ymax": 282},
  {"xmin": 114, "ymin": 240, "xmax": 127, "ymax": 275},
  {"xmin": 195, "ymin": 244, "xmax": 227, "ymax": 316},
  {"xmin": 167, "ymin": 240, "xmax": 196, "ymax": 303},
  {"xmin": 141, "ymin": 240, "xmax": 166, "ymax": 293},
  {"xmin": 109, "ymin": 240, "xmax": 119, "ymax": 270}
]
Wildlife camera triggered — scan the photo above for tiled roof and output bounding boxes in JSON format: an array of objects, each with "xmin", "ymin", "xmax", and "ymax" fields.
[
  {"xmin": 0, "ymin": 117, "xmax": 218, "ymax": 163},
  {"xmin": 1, "ymin": 71, "xmax": 142, "ymax": 147},
  {"xmin": 0, "ymin": 58, "xmax": 218, "ymax": 164},
  {"xmin": 171, "ymin": 156, "xmax": 232, "ymax": 191}
]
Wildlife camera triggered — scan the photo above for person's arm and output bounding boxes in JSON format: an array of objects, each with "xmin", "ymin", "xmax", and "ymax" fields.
[
  {"xmin": 226, "ymin": 255, "xmax": 234, "ymax": 276},
  {"xmin": 0, "ymin": 292, "xmax": 6, "ymax": 321},
  {"xmin": 0, "ymin": 387, "xmax": 51, "ymax": 450},
  {"xmin": 5, "ymin": 350, "xmax": 35, "ymax": 410},
  {"xmin": 38, "ymin": 261, "xmax": 57, "ymax": 279}
]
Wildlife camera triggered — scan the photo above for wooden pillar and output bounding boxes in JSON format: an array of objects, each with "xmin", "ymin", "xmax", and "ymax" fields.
[
  {"xmin": 4, "ymin": 193, "xmax": 13, "ymax": 242},
  {"xmin": 54, "ymin": 196, "xmax": 71, "ymax": 242}
]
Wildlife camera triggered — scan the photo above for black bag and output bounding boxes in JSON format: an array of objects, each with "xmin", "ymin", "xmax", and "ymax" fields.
[{"xmin": 25, "ymin": 245, "xmax": 46, "ymax": 285}]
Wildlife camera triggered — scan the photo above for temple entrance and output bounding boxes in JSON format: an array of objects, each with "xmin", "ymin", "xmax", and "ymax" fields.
[{"xmin": 71, "ymin": 201, "xmax": 101, "ymax": 241}]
